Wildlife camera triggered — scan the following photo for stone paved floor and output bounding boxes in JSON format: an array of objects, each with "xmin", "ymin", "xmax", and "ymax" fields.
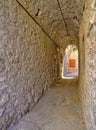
[
  {"xmin": 9, "ymin": 79, "xmax": 86, "ymax": 130},
  {"xmin": 64, "ymin": 72, "xmax": 78, "ymax": 77}
]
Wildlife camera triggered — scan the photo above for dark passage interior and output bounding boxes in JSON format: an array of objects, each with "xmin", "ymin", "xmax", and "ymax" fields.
[{"xmin": 0, "ymin": 1, "xmax": 96, "ymax": 130}]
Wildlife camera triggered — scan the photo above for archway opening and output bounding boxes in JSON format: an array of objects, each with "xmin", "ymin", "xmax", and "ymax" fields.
[{"xmin": 62, "ymin": 45, "xmax": 78, "ymax": 78}]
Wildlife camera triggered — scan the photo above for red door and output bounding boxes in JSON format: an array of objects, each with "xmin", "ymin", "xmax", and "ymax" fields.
[{"xmin": 69, "ymin": 59, "xmax": 76, "ymax": 68}]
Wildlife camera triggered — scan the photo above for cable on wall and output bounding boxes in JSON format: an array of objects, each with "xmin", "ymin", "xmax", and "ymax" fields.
[
  {"xmin": 16, "ymin": 0, "xmax": 59, "ymax": 47},
  {"xmin": 57, "ymin": 0, "xmax": 69, "ymax": 36}
]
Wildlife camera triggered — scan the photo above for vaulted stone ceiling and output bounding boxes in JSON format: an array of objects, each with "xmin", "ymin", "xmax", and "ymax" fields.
[{"xmin": 16, "ymin": 0, "xmax": 84, "ymax": 47}]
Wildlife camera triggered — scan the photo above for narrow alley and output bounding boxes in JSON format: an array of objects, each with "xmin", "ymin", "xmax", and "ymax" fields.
[
  {"xmin": 0, "ymin": 0, "xmax": 96, "ymax": 130},
  {"xmin": 10, "ymin": 79, "xmax": 86, "ymax": 130}
]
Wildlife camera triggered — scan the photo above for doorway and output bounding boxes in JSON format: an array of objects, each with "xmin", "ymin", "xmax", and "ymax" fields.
[{"xmin": 62, "ymin": 45, "xmax": 78, "ymax": 78}]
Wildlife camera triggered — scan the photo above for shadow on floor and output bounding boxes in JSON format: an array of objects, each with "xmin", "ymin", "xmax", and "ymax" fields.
[{"xmin": 9, "ymin": 79, "xmax": 86, "ymax": 130}]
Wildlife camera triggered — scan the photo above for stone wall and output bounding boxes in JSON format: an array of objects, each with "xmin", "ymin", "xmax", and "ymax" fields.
[
  {"xmin": 79, "ymin": 0, "xmax": 96, "ymax": 129},
  {"xmin": 0, "ymin": 0, "xmax": 57, "ymax": 129}
]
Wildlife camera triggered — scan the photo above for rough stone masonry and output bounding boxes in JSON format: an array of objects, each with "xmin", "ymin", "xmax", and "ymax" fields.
[
  {"xmin": 0, "ymin": 0, "xmax": 57, "ymax": 129},
  {"xmin": 79, "ymin": 0, "xmax": 96, "ymax": 130},
  {"xmin": 1, "ymin": 0, "xmax": 96, "ymax": 130}
]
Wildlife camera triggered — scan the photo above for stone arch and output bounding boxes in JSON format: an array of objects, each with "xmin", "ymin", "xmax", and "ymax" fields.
[{"xmin": 62, "ymin": 44, "xmax": 79, "ymax": 78}]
